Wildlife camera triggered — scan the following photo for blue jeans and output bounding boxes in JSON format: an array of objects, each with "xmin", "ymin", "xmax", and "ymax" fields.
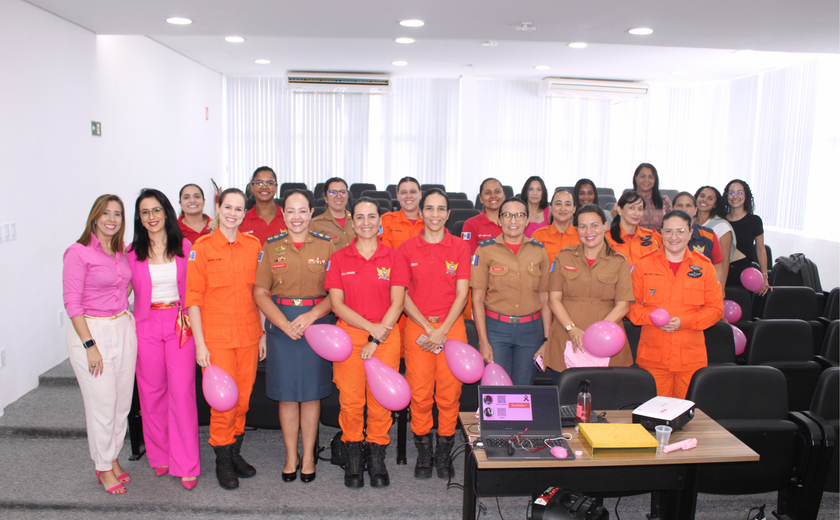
[{"xmin": 485, "ymin": 315, "xmax": 544, "ymax": 386}]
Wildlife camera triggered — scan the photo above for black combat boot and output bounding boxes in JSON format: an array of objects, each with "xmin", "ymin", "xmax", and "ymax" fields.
[
  {"xmin": 344, "ymin": 441, "xmax": 365, "ymax": 488},
  {"xmin": 367, "ymin": 442, "xmax": 390, "ymax": 488},
  {"xmin": 213, "ymin": 444, "xmax": 239, "ymax": 489},
  {"xmin": 413, "ymin": 433, "xmax": 434, "ymax": 479},
  {"xmin": 231, "ymin": 433, "xmax": 256, "ymax": 478},
  {"xmin": 435, "ymin": 433, "xmax": 455, "ymax": 478}
]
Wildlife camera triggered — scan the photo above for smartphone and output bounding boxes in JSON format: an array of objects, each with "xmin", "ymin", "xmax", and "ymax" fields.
[
  {"xmin": 417, "ymin": 334, "xmax": 445, "ymax": 354},
  {"xmin": 534, "ymin": 354, "xmax": 545, "ymax": 372}
]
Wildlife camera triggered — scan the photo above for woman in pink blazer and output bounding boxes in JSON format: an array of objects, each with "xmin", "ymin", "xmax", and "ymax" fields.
[{"xmin": 126, "ymin": 188, "xmax": 200, "ymax": 490}]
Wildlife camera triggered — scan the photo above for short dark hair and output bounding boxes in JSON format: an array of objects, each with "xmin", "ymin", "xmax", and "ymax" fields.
[
  {"xmin": 251, "ymin": 166, "xmax": 277, "ymax": 183},
  {"xmin": 478, "ymin": 177, "xmax": 502, "ymax": 195},
  {"xmin": 499, "ymin": 196, "xmax": 528, "ymax": 218},
  {"xmin": 419, "ymin": 188, "xmax": 449, "ymax": 211},
  {"xmin": 663, "ymin": 209, "xmax": 692, "ymax": 228},
  {"xmin": 323, "ymin": 177, "xmax": 348, "ymax": 198},
  {"xmin": 351, "ymin": 196, "xmax": 380, "ymax": 217},
  {"xmin": 397, "ymin": 176, "xmax": 421, "ymax": 192},
  {"xmin": 283, "ymin": 189, "xmax": 315, "ymax": 210},
  {"xmin": 573, "ymin": 204, "xmax": 607, "ymax": 227},
  {"xmin": 673, "ymin": 191, "xmax": 696, "ymax": 207}
]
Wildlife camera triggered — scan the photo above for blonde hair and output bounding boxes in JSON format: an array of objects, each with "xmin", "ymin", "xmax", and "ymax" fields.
[
  {"xmin": 77, "ymin": 194, "xmax": 126, "ymax": 252},
  {"xmin": 209, "ymin": 188, "xmax": 247, "ymax": 232}
]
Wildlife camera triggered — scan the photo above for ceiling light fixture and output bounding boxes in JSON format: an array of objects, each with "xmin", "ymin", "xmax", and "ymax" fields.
[
  {"xmin": 628, "ymin": 27, "xmax": 653, "ymax": 35},
  {"xmin": 535, "ymin": 65, "xmax": 551, "ymax": 71},
  {"xmin": 225, "ymin": 36, "xmax": 245, "ymax": 43},
  {"xmin": 255, "ymin": 59, "xmax": 271, "ymax": 64},
  {"xmin": 399, "ymin": 19, "xmax": 425, "ymax": 27},
  {"xmin": 516, "ymin": 22, "xmax": 536, "ymax": 32},
  {"xmin": 395, "ymin": 37, "xmax": 415, "ymax": 44},
  {"xmin": 481, "ymin": 41, "xmax": 499, "ymax": 47},
  {"xmin": 166, "ymin": 17, "xmax": 192, "ymax": 25},
  {"xmin": 568, "ymin": 42, "xmax": 587, "ymax": 49},
  {"xmin": 392, "ymin": 60, "xmax": 408, "ymax": 66}
]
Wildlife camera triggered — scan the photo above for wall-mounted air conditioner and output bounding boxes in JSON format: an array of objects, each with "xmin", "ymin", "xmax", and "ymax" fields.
[
  {"xmin": 539, "ymin": 78, "xmax": 649, "ymax": 101},
  {"xmin": 285, "ymin": 72, "xmax": 391, "ymax": 94}
]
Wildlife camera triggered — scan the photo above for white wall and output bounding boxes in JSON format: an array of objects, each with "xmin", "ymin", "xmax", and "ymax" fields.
[
  {"xmin": 765, "ymin": 228, "xmax": 840, "ymax": 290},
  {"xmin": 0, "ymin": 0, "xmax": 222, "ymax": 413}
]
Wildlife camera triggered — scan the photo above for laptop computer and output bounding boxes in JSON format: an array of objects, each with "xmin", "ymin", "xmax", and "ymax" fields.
[{"xmin": 478, "ymin": 385, "xmax": 574, "ymax": 460}]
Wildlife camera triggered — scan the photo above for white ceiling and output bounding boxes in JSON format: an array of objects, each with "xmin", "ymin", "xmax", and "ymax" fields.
[{"xmin": 28, "ymin": 0, "xmax": 840, "ymax": 83}]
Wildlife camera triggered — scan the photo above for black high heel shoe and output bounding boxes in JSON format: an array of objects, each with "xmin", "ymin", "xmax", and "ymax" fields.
[
  {"xmin": 282, "ymin": 454, "xmax": 300, "ymax": 482},
  {"xmin": 300, "ymin": 463, "xmax": 316, "ymax": 483}
]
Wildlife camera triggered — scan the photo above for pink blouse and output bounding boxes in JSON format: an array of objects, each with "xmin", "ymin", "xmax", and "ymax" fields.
[
  {"xmin": 63, "ymin": 233, "xmax": 131, "ymax": 318},
  {"xmin": 525, "ymin": 207, "xmax": 551, "ymax": 238}
]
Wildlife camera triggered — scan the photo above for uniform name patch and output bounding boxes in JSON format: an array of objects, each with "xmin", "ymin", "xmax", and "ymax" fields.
[
  {"xmin": 273, "ymin": 263, "xmax": 287, "ymax": 269},
  {"xmin": 491, "ymin": 266, "xmax": 506, "ymax": 272},
  {"xmin": 330, "ymin": 235, "xmax": 339, "ymax": 240},
  {"xmin": 188, "ymin": 251, "xmax": 195, "ymax": 261},
  {"xmin": 563, "ymin": 266, "xmax": 577, "ymax": 271},
  {"xmin": 461, "ymin": 232, "xmax": 472, "ymax": 240}
]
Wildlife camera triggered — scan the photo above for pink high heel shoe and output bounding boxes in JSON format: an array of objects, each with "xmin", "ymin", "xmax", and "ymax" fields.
[
  {"xmin": 95, "ymin": 471, "xmax": 127, "ymax": 495},
  {"xmin": 181, "ymin": 477, "xmax": 198, "ymax": 490},
  {"xmin": 113, "ymin": 460, "xmax": 130, "ymax": 483},
  {"xmin": 154, "ymin": 466, "xmax": 169, "ymax": 477}
]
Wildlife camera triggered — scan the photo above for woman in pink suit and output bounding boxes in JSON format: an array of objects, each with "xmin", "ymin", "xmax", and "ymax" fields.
[{"xmin": 126, "ymin": 189, "xmax": 200, "ymax": 490}]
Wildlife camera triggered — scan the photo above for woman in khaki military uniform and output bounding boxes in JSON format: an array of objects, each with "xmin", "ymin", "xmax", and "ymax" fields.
[
  {"xmin": 254, "ymin": 190, "xmax": 336, "ymax": 484},
  {"xmin": 544, "ymin": 204, "xmax": 634, "ymax": 382},
  {"xmin": 471, "ymin": 197, "xmax": 551, "ymax": 386},
  {"xmin": 309, "ymin": 177, "xmax": 355, "ymax": 250}
]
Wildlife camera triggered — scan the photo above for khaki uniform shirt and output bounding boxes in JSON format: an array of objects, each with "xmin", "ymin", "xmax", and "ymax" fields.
[
  {"xmin": 256, "ymin": 230, "xmax": 336, "ymax": 298},
  {"xmin": 470, "ymin": 235, "xmax": 550, "ymax": 317},
  {"xmin": 544, "ymin": 244, "xmax": 635, "ymax": 372},
  {"xmin": 310, "ymin": 210, "xmax": 355, "ymax": 250}
]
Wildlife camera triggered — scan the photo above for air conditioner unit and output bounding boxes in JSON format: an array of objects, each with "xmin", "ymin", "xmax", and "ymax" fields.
[
  {"xmin": 285, "ymin": 72, "xmax": 391, "ymax": 94},
  {"xmin": 539, "ymin": 78, "xmax": 649, "ymax": 101}
]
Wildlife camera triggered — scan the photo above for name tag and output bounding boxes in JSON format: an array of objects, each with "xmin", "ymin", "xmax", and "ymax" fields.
[
  {"xmin": 564, "ymin": 266, "xmax": 577, "ymax": 271},
  {"xmin": 273, "ymin": 263, "xmax": 286, "ymax": 269},
  {"xmin": 491, "ymin": 266, "xmax": 507, "ymax": 272}
]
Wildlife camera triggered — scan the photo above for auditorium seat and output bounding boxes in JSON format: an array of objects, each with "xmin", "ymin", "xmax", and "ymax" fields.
[
  {"xmin": 815, "ymin": 320, "xmax": 838, "ymax": 369},
  {"xmin": 503, "ymin": 185, "xmax": 514, "ymax": 198},
  {"xmin": 451, "ymin": 220, "xmax": 465, "ymax": 239},
  {"xmin": 804, "ymin": 367, "xmax": 839, "ymax": 492},
  {"xmin": 372, "ymin": 198, "xmax": 391, "ymax": 215},
  {"xmin": 446, "ymin": 209, "xmax": 480, "ymax": 233},
  {"xmin": 386, "ymin": 184, "xmax": 397, "ymax": 199},
  {"xmin": 446, "ymin": 191, "xmax": 469, "ymax": 200},
  {"xmin": 745, "ymin": 319, "xmax": 821, "ymax": 411},
  {"xmin": 759, "ymin": 286, "xmax": 825, "ymax": 354},
  {"xmin": 703, "ymin": 320, "xmax": 737, "ymax": 365},
  {"xmin": 361, "ymin": 189, "xmax": 391, "ymax": 202},
  {"xmin": 313, "ymin": 182, "xmax": 325, "ymax": 199},
  {"xmin": 280, "ymin": 182, "xmax": 307, "ymax": 196},
  {"xmin": 421, "ymin": 183, "xmax": 445, "ymax": 192},
  {"xmin": 555, "ymin": 367, "xmax": 656, "ymax": 410},
  {"xmin": 314, "ymin": 198, "xmax": 327, "ymax": 207},
  {"xmin": 725, "ymin": 286, "xmax": 755, "ymax": 338},
  {"xmin": 598, "ymin": 194, "xmax": 616, "ymax": 210},
  {"xmin": 597, "ymin": 187, "xmax": 615, "ymax": 197},
  {"xmin": 350, "ymin": 182, "xmax": 376, "ymax": 199},
  {"xmin": 659, "ymin": 189, "xmax": 679, "ymax": 202},
  {"xmin": 448, "ymin": 199, "xmax": 475, "ymax": 209},
  {"xmin": 312, "ymin": 206, "xmax": 326, "ymax": 218},
  {"xmin": 823, "ymin": 287, "xmax": 839, "ymax": 321}
]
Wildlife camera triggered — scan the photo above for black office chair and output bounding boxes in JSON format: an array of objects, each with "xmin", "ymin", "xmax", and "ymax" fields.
[
  {"xmin": 448, "ymin": 199, "xmax": 475, "ymax": 209},
  {"xmin": 745, "ymin": 319, "xmax": 822, "ymax": 411},
  {"xmin": 421, "ymin": 183, "xmax": 446, "ymax": 192},
  {"xmin": 759, "ymin": 286, "xmax": 825, "ymax": 355},
  {"xmin": 385, "ymin": 184, "xmax": 397, "ymax": 199},
  {"xmin": 815, "ymin": 320, "xmax": 838, "ymax": 369},
  {"xmin": 372, "ymin": 198, "xmax": 391, "ymax": 215},
  {"xmin": 280, "ymin": 182, "xmax": 307, "ymax": 196},
  {"xmin": 823, "ymin": 287, "xmax": 839, "ymax": 321},
  {"xmin": 555, "ymin": 367, "xmax": 657, "ymax": 410},
  {"xmin": 596, "ymin": 188, "xmax": 615, "ymax": 197},
  {"xmin": 804, "ymin": 368, "xmax": 839, "ymax": 492},
  {"xmin": 451, "ymin": 221, "xmax": 466, "ymax": 240},
  {"xmin": 703, "ymin": 320, "xmax": 737, "ymax": 365},
  {"xmin": 502, "ymin": 185, "xmax": 514, "ymax": 198},
  {"xmin": 447, "ymin": 191, "xmax": 469, "ymax": 200},
  {"xmin": 598, "ymin": 194, "xmax": 616, "ymax": 210},
  {"xmin": 659, "ymin": 189, "xmax": 679, "ymax": 202},
  {"xmin": 314, "ymin": 198, "xmax": 327, "ymax": 207},
  {"xmin": 685, "ymin": 365, "xmax": 818, "ymax": 508},
  {"xmin": 350, "ymin": 182, "xmax": 376, "ymax": 199},
  {"xmin": 312, "ymin": 206, "xmax": 327, "ymax": 218},
  {"xmin": 474, "ymin": 194, "xmax": 483, "ymax": 211},
  {"xmin": 447, "ymin": 209, "xmax": 480, "ymax": 233},
  {"xmin": 361, "ymin": 189, "xmax": 392, "ymax": 201},
  {"xmin": 313, "ymin": 182, "xmax": 325, "ymax": 200}
]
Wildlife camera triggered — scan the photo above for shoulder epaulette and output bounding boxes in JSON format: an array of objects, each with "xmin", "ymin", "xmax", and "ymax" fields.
[
  {"xmin": 266, "ymin": 231, "xmax": 288, "ymax": 243},
  {"xmin": 530, "ymin": 238, "xmax": 545, "ymax": 248},
  {"xmin": 478, "ymin": 238, "xmax": 497, "ymax": 247},
  {"xmin": 309, "ymin": 230, "xmax": 331, "ymax": 241},
  {"xmin": 242, "ymin": 233, "xmax": 262, "ymax": 244},
  {"xmin": 193, "ymin": 234, "xmax": 211, "ymax": 245}
]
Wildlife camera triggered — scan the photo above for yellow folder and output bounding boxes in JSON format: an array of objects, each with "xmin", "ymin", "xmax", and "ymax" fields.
[{"xmin": 578, "ymin": 423, "xmax": 659, "ymax": 456}]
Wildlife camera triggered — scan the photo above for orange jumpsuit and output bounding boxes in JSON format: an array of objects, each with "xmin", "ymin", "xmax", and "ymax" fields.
[
  {"xmin": 186, "ymin": 229, "xmax": 263, "ymax": 446},
  {"xmin": 628, "ymin": 249, "xmax": 724, "ymax": 399},
  {"xmin": 606, "ymin": 225, "xmax": 661, "ymax": 267},
  {"xmin": 532, "ymin": 222, "xmax": 581, "ymax": 264}
]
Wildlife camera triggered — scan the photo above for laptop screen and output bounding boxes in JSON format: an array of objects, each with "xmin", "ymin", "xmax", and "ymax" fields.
[{"xmin": 478, "ymin": 385, "xmax": 562, "ymax": 433}]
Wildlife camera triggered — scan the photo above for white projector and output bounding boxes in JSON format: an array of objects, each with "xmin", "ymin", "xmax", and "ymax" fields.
[{"xmin": 632, "ymin": 396, "xmax": 696, "ymax": 431}]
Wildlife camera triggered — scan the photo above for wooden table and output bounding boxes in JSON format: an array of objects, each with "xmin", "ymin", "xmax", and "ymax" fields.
[{"xmin": 459, "ymin": 409, "xmax": 759, "ymax": 520}]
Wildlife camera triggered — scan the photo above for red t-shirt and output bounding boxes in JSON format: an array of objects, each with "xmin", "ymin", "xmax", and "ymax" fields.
[
  {"xmin": 399, "ymin": 232, "xmax": 471, "ymax": 318},
  {"xmin": 505, "ymin": 242, "xmax": 523, "ymax": 255},
  {"xmin": 240, "ymin": 203, "xmax": 287, "ymax": 245},
  {"xmin": 669, "ymin": 261, "xmax": 682, "ymax": 276},
  {"xmin": 324, "ymin": 238, "xmax": 410, "ymax": 328},
  {"xmin": 461, "ymin": 212, "xmax": 503, "ymax": 254},
  {"xmin": 586, "ymin": 258, "xmax": 595, "ymax": 268},
  {"xmin": 334, "ymin": 217, "xmax": 347, "ymax": 228},
  {"xmin": 293, "ymin": 242, "xmax": 304, "ymax": 250},
  {"xmin": 178, "ymin": 215, "xmax": 211, "ymax": 245}
]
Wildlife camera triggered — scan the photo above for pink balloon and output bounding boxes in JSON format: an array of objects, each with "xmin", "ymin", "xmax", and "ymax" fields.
[
  {"xmin": 649, "ymin": 308, "xmax": 671, "ymax": 327},
  {"xmin": 444, "ymin": 340, "xmax": 484, "ymax": 384},
  {"xmin": 202, "ymin": 365, "xmax": 239, "ymax": 412},
  {"xmin": 741, "ymin": 267, "xmax": 764, "ymax": 292},
  {"xmin": 731, "ymin": 324, "xmax": 747, "ymax": 356},
  {"xmin": 481, "ymin": 363, "xmax": 513, "ymax": 386},
  {"xmin": 363, "ymin": 357, "xmax": 411, "ymax": 411},
  {"xmin": 304, "ymin": 324, "xmax": 352, "ymax": 362},
  {"xmin": 582, "ymin": 321, "xmax": 626, "ymax": 358},
  {"xmin": 723, "ymin": 300, "xmax": 743, "ymax": 323}
]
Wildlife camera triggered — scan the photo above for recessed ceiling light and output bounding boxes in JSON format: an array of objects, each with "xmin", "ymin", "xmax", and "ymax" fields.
[
  {"xmin": 481, "ymin": 41, "xmax": 499, "ymax": 47},
  {"xmin": 568, "ymin": 42, "xmax": 587, "ymax": 49},
  {"xmin": 255, "ymin": 59, "xmax": 271, "ymax": 64},
  {"xmin": 399, "ymin": 19, "xmax": 425, "ymax": 27},
  {"xmin": 166, "ymin": 17, "xmax": 192, "ymax": 25},
  {"xmin": 628, "ymin": 27, "xmax": 653, "ymax": 35},
  {"xmin": 516, "ymin": 22, "xmax": 536, "ymax": 32},
  {"xmin": 392, "ymin": 61, "xmax": 408, "ymax": 66},
  {"xmin": 534, "ymin": 65, "xmax": 551, "ymax": 71},
  {"xmin": 395, "ymin": 37, "xmax": 415, "ymax": 44},
  {"xmin": 225, "ymin": 36, "xmax": 245, "ymax": 43}
]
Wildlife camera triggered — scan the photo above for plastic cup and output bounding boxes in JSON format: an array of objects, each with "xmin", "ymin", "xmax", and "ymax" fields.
[{"xmin": 655, "ymin": 425, "xmax": 672, "ymax": 448}]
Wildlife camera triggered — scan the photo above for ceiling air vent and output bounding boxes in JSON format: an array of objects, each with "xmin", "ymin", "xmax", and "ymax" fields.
[
  {"xmin": 285, "ymin": 72, "xmax": 391, "ymax": 94},
  {"xmin": 539, "ymin": 78, "xmax": 649, "ymax": 101}
]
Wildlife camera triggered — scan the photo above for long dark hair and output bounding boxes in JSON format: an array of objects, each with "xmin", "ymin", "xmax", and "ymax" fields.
[
  {"xmin": 520, "ymin": 176, "xmax": 548, "ymax": 210},
  {"xmin": 573, "ymin": 178, "xmax": 600, "ymax": 207},
  {"xmin": 128, "ymin": 188, "xmax": 185, "ymax": 261},
  {"xmin": 694, "ymin": 186, "xmax": 727, "ymax": 219},
  {"xmin": 632, "ymin": 163, "xmax": 664, "ymax": 209},
  {"xmin": 610, "ymin": 190, "xmax": 646, "ymax": 244},
  {"xmin": 723, "ymin": 179, "xmax": 756, "ymax": 215}
]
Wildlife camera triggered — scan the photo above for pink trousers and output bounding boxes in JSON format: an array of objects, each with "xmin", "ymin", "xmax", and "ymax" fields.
[{"xmin": 135, "ymin": 307, "xmax": 200, "ymax": 477}]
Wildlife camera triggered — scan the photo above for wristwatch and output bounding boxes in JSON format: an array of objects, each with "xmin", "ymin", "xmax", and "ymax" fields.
[
  {"xmin": 83, "ymin": 339, "xmax": 96, "ymax": 349},
  {"xmin": 367, "ymin": 335, "xmax": 382, "ymax": 345},
  {"xmin": 564, "ymin": 323, "xmax": 576, "ymax": 332}
]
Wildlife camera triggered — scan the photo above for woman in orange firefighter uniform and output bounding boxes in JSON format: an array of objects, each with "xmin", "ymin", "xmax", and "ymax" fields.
[
  {"xmin": 628, "ymin": 210, "xmax": 724, "ymax": 399},
  {"xmin": 324, "ymin": 197, "xmax": 410, "ymax": 489},
  {"xmin": 186, "ymin": 188, "xmax": 264, "ymax": 490}
]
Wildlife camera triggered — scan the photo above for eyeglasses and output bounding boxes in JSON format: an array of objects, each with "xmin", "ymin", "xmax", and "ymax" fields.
[
  {"xmin": 727, "ymin": 191, "xmax": 745, "ymax": 197},
  {"xmin": 251, "ymin": 180, "xmax": 277, "ymax": 187},
  {"xmin": 328, "ymin": 189, "xmax": 349, "ymax": 197},
  {"xmin": 661, "ymin": 228, "xmax": 689, "ymax": 237},
  {"xmin": 140, "ymin": 207, "xmax": 164, "ymax": 219},
  {"xmin": 500, "ymin": 212, "xmax": 527, "ymax": 222}
]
